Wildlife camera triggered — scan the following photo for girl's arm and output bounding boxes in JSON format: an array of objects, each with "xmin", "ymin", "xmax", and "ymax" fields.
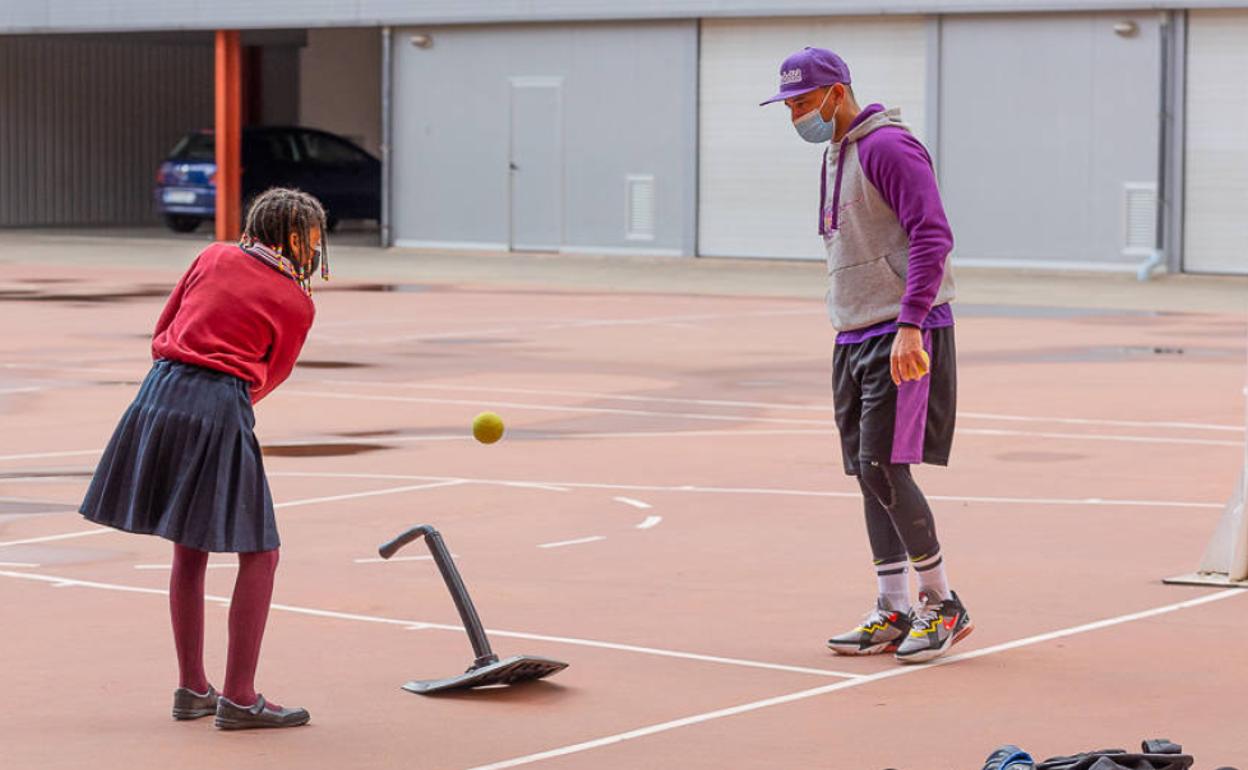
[
  {"xmin": 153, "ymin": 257, "xmax": 203, "ymax": 340},
  {"xmin": 250, "ymin": 307, "xmax": 313, "ymax": 404}
]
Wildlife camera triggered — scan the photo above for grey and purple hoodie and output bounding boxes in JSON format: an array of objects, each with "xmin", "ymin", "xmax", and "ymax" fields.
[{"xmin": 820, "ymin": 104, "xmax": 956, "ymax": 339}]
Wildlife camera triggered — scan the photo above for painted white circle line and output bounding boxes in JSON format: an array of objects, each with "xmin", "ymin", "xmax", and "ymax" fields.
[
  {"xmin": 353, "ymin": 554, "xmax": 457, "ymax": 564},
  {"xmin": 636, "ymin": 515, "xmax": 663, "ymax": 530},
  {"xmin": 613, "ymin": 496, "xmax": 652, "ymax": 510},
  {"xmin": 538, "ymin": 536, "xmax": 606, "ymax": 549}
]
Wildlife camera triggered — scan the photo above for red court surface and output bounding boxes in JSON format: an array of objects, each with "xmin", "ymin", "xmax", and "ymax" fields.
[{"xmin": 2, "ymin": 251, "xmax": 1246, "ymax": 769}]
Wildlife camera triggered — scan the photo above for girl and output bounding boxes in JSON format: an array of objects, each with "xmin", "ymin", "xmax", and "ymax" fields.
[{"xmin": 79, "ymin": 188, "xmax": 329, "ymax": 730}]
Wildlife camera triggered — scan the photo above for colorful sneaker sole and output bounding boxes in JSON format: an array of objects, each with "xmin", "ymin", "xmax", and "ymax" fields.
[{"xmin": 827, "ymin": 638, "xmax": 902, "ymax": 656}]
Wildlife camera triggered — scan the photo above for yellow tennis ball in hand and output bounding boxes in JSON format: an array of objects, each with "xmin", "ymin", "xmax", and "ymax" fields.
[
  {"xmin": 472, "ymin": 412, "xmax": 505, "ymax": 444},
  {"xmin": 916, "ymin": 350, "xmax": 931, "ymax": 377}
]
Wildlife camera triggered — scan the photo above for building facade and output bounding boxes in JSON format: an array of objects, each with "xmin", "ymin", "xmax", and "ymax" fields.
[{"xmin": 1, "ymin": 1, "xmax": 1245, "ymax": 274}]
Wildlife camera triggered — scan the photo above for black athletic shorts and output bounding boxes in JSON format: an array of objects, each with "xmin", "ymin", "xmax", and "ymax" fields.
[{"xmin": 832, "ymin": 326, "xmax": 957, "ymax": 476}]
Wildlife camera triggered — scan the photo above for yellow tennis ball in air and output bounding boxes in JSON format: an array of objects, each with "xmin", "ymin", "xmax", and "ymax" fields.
[{"xmin": 472, "ymin": 412, "xmax": 505, "ymax": 444}]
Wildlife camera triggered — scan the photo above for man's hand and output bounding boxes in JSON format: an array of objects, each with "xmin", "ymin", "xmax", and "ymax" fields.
[{"xmin": 890, "ymin": 326, "xmax": 928, "ymax": 385}]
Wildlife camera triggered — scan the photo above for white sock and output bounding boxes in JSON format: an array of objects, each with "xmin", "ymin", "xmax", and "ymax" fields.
[
  {"xmin": 912, "ymin": 551, "xmax": 950, "ymax": 601},
  {"xmin": 875, "ymin": 559, "xmax": 910, "ymax": 612}
]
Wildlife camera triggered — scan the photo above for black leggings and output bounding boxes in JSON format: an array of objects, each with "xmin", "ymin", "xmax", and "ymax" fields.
[{"xmin": 857, "ymin": 461, "xmax": 941, "ymax": 564}]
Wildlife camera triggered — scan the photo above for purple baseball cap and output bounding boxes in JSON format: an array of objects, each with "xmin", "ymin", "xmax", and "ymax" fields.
[{"xmin": 759, "ymin": 47, "xmax": 852, "ymax": 106}]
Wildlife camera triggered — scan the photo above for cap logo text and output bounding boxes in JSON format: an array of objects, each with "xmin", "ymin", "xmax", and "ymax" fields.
[{"xmin": 779, "ymin": 68, "xmax": 804, "ymax": 85}]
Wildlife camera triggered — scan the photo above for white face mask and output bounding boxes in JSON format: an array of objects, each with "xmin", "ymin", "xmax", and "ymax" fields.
[{"xmin": 793, "ymin": 88, "xmax": 838, "ymax": 144}]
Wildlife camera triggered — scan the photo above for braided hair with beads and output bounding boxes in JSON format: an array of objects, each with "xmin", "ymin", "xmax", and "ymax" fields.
[{"xmin": 238, "ymin": 187, "xmax": 330, "ymax": 295}]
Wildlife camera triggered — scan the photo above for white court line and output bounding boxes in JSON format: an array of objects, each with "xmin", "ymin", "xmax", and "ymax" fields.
[
  {"xmin": 637, "ymin": 516, "xmax": 663, "ymax": 530},
  {"xmin": 0, "ymin": 448, "xmax": 101, "ymax": 462},
  {"xmin": 462, "ymin": 587, "xmax": 1248, "ymax": 770},
  {"xmin": 0, "ymin": 495, "xmax": 77, "ymax": 506},
  {"xmin": 272, "ymin": 435, "xmax": 469, "ymax": 446},
  {"xmin": 333, "ymin": 308, "xmax": 814, "ymax": 346},
  {"xmin": 314, "ymin": 311, "xmax": 562, "ymax": 331},
  {"xmin": 0, "ymin": 419, "xmax": 1233, "ymax": 469},
  {"xmin": 0, "ymin": 434, "xmax": 813, "ymax": 469},
  {"xmin": 958, "ymin": 427, "xmax": 1240, "ymax": 448},
  {"xmin": 284, "ymin": 389, "xmax": 1242, "ymax": 448},
  {"xmin": 0, "ymin": 569, "xmax": 861, "ymax": 680},
  {"xmin": 135, "ymin": 563, "xmax": 235, "ymax": 570},
  {"xmin": 0, "ymin": 362, "xmax": 138, "ymax": 377},
  {"xmin": 0, "ymin": 482, "xmax": 466, "ymax": 552},
  {"xmin": 613, "ymin": 497, "xmax": 653, "ymax": 510},
  {"xmin": 0, "ymin": 528, "xmax": 111, "ymax": 548},
  {"xmin": 0, "ymin": 478, "xmax": 88, "ymax": 484},
  {"xmin": 316, "ymin": 326, "xmax": 524, "ymax": 345},
  {"xmin": 353, "ymin": 554, "xmax": 457, "ymax": 564},
  {"xmin": 272, "ymin": 479, "xmax": 467, "ymax": 509},
  {"xmin": 538, "ymin": 536, "xmax": 607, "ymax": 549},
  {"xmin": 0, "ymin": 431, "xmax": 826, "ymax": 467},
  {"xmin": 243, "ymin": 429, "xmax": 834, "ymax": 451},
  {"xmin": 0, "ymin": 386, "xmax": 48, "ymax": 396},
  {"xmin": 564, "ymin": 429, "xmax": 827, "ymax": 441},
  {"xmin": 266, "ymin": 471, "xmax": 1225, "ymax": 511},
  {"xmin": 502, "ymin": 482, "xmax": 571, "ymax": 493},
  {"xmin": 283, "ymin": 389, "xmax": 831, "ymax": 428},
  {"xmin": 0, "ymin": 561, "xmax": 40, "ymax": 568},
  {"xmin": 960, "ymin": 411, "xmax": 1243, "ymax": 433},
  {"xmin": 316, "ymin": 379, "xmax": 1243, "ymax": 433}
]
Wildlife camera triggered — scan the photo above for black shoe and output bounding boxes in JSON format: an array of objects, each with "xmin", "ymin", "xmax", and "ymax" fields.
[
  {"xmin": 172, "ymin": 686, "xmax": 219, "ymax": 721},
  {"xmin": 214, "ymin": 694, "xmax": 310, "ymax": 730}
]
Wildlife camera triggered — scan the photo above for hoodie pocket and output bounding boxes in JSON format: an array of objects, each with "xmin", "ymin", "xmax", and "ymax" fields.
[
  {"xmin": 881, "ymin": 249, "xmax": 909, "ymax": 281},
  {"xmin": 827, "ymin": 255, "xmax": 906, "ymax": 326}
]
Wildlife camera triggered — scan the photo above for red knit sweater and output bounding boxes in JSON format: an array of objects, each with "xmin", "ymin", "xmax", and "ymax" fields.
[{"xmin": 152, "ymin": 242, "xmax": 315, "ymax": 403}]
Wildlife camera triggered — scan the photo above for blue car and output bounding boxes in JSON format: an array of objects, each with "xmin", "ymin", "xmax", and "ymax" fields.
[{"xmin": 155, "ymin": 126, "xmax": 381, "ymax": 233}]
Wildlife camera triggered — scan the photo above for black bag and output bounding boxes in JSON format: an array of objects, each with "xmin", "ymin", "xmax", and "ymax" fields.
[{"xmin": 1037, "ymin": 740, "xmax": 1193, "ymax": 770}]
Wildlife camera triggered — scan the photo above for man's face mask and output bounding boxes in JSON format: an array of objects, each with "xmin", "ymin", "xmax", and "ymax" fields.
[{"xmin": 792, "ymin": 87, "xmax": 838, "ymax": 144}]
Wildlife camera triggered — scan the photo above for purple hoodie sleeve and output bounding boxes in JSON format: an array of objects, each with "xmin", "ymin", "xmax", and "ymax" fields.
[{"xmin": 857, "ymin": 128, "xmax": 953, "ymax": 327}]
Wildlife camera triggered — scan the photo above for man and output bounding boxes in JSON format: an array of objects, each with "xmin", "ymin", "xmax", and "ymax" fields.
[{"xmin": 761, "ymin": 47, "xmax": 971, "ymax": 663}]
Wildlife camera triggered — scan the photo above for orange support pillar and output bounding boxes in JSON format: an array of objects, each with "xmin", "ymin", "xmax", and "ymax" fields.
[{"xmin": 214, "ymin": 30, "xmax": 242, "ymax": 242}]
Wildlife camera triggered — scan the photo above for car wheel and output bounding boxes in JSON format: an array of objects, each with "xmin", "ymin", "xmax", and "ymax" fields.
[{"xmin": 165, "ymin": 215, "xmax": 201, "ymax": 234}]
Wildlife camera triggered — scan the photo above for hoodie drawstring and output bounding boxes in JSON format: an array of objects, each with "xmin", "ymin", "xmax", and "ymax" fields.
[
  {"xmin": 829, "ymin": 139, "xmax": 849, "ymax": 233},
  {"xmin": 819, "ymin": 147, "xmax": 829, "ymax": 236}
]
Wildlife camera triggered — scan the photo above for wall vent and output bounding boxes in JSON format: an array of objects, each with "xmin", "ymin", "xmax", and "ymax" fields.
[
  {"xmin": 626, "ymin": 175, "xmax": 656, "ymax": 241},
  {"xmin": 1123, "ymin": 182, "xmax": 1158, "ymax": 256}
]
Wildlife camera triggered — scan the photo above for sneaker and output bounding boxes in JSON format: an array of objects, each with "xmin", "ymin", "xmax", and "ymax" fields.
[
  {"xmin": 827, "ymin": 598, "xmax": 911, "ymax": 655},
  {"xmin": 982, "ymin": 745, "xmax": 1035, "ymax": 770},
  {"xmin": 895, "ymin": 590, "xmax": 973, "ymax": 664}
]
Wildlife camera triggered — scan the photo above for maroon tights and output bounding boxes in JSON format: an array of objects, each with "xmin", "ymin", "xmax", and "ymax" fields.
[{"xmin": 170, "ymin": 544, "xmax": 280, "ymax": 708}]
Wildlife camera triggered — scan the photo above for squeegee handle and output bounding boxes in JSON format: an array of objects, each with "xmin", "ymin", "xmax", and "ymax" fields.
[
  {"xmin": 378, "ymin": 525, "xmax": 498, "ymax": 667},
  {"xmin": 378, "ymin": 525, "xmax": 435, "ymax": 560}
]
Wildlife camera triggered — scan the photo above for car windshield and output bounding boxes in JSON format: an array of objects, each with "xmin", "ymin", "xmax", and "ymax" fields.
[
  {"xmin": 170, "ymin": 133, "xmax": 214, "ymax": 161},
  {"xmin": 249, "ymin": 132, "xmax": 301, "ymax": 164},
  {"xmin": 301, "ymin": 132, "xmax": 370, "ymax": 164}
]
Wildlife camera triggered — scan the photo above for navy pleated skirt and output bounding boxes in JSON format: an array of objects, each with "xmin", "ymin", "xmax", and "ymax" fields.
[{"xmin": 80, "ymin": 359, "xmax": 279, "ymax": 553}]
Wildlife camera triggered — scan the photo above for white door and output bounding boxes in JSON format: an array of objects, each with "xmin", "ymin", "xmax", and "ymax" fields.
[
  {"xmin": 509, "ymin": 77, "xmax": 563, "ymax": 252},
  {"xmin": 1184, "ymin": 10, "xmax": 1248, "ymax": 275},
  {"xmin": 939, "ymin": 13, "xmax": 1160, "ymax": 268},
  {"xmin": 697, "ymin": 17, "xmax": 928, "ymax": 260}
]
